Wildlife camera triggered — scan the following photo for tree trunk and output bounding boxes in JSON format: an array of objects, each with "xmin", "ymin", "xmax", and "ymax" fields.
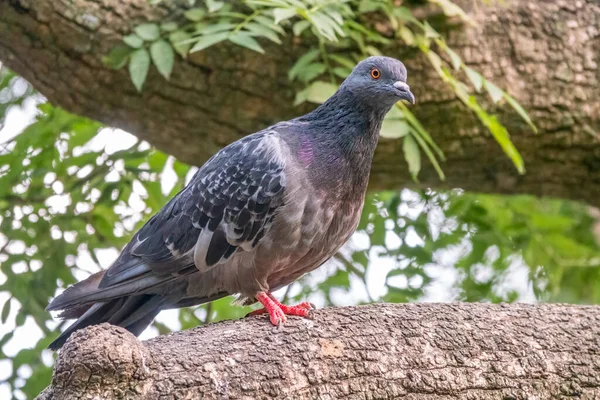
[
  {"xmin": 1, "ymin": 0, "xmax": 599, "ymax": 206},
  {"xmin": 36, "ymin": 303, "xmax": 600, "ymax": 399}
]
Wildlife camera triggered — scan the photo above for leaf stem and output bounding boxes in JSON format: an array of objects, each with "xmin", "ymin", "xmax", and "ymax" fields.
[
  {"xmin": 319, "ymin": 38, "xmax": 336, "ymax": 84},
  {"xmin": 232, "ymin": 10, "xmax": 261, "ymax": 33}
]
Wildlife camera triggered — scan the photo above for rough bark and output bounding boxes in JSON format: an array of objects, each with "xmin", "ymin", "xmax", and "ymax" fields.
[
  {"xmin": 37, "ymin": 303, "xmax": 600, "ymax": 399},
  {"xmin": 1, "ymin": 0, "xmax": 599, "ymax": 205}
]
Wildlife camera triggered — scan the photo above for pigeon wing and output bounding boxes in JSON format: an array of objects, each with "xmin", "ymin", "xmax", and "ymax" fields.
[{"xmin": 98, "ymin": 132, "xmax": 287, "ymax": 289}]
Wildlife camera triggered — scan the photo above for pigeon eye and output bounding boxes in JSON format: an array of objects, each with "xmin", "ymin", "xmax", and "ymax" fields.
[{"xmin": 370, "ymin": 68, "xmax": 381, "ymax": 80}]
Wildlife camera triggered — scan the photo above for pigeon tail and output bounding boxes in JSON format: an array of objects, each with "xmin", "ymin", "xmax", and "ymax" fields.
[{"xmin": 48, "ymin": 294, "xmax": 166, "ymax": 350}]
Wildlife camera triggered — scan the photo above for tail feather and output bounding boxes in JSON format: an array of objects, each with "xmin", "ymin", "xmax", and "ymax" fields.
[
  {"xmin": 108, "ymin": 294, "xmax": 166, "ymax": 328},
  {"xmin": 48, "ymin": 294, "xmax": 162, "ymax": 350},
  {"xmin": 47, "ymin": 271, "xmax": 106, "ymax": 311},
  {"xmin": 47, "ymin": 269, "xmax": 174, "ymax": 312},
  {"xmin": 125, "ymin": 309, "xmax": 162, "ymax": 336},
  {"xmin": 48, "ymin": 300, "xmax": 122, "ymax": 350},
  {"xmin": 47, "ymin": 265, "xmax": 225, "ymax": 350}
]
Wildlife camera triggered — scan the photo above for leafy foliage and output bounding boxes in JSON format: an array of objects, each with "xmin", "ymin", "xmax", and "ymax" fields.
[
  {"xmin": 0, "ymin": 69, "xmax": 193, "ymax": 397},
  {"xmin": 367, "ymin": 190, "xmax": 600, "ymax": 304},
  {"xmin": 108, "ymin": 0, "xmax": 536, "ymax": 180}
]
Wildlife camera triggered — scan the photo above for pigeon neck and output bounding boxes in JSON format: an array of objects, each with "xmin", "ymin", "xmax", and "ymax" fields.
[
  {"xmin": 303, "ymin": 86, "xmax": 390, "ymax": 155},
  {"xmin": 298, "ymin": 87, "xmax": 392, "ymax": 197},
  {"xmin": 304, "ymin": 87, "xmax": 390, "ymax": 140}
]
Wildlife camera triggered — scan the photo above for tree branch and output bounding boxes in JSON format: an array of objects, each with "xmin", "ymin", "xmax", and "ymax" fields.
[
  {"xmin": 1, "ymin": 1, "xmax": 599, "ymax": 206},
  {"xmin": 37, "ymin": 303, "xmax": 600, "ymax": 399}
]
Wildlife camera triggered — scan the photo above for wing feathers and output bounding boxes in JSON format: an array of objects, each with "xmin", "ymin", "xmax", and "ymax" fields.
[
  {"xmin": 191, "ymin": 132, "xmax": 287, "ymax": 269},
  {"xmin": 66, "ymin": 131, "xmax": 288, "ymax": 308}
]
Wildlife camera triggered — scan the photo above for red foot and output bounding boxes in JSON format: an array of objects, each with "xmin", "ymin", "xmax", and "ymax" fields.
[{"xmin": 249, "ymin": 292, "xmax": 315, "ymax": 326}]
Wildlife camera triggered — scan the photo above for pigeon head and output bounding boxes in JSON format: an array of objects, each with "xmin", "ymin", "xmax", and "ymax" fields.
[{"xmin": 340, "ymin": 56, "xmax": 415, "ymax": 107}]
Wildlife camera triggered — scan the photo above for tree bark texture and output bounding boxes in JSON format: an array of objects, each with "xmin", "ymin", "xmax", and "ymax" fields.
[
  {"xmin": 1, "ymin": 1, "xmax": 599, "ymax": 205},
  {"xmin": 36, "ymin": 303, "xmax": 600, "ymax": 399}
]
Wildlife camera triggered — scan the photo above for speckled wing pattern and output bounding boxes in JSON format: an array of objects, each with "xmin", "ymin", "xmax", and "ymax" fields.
[{"xmin": 98, "ymin": 132, "xmax": 286, "ymax": 289}]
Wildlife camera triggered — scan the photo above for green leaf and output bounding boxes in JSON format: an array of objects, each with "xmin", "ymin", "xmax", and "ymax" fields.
[
  {"xmin": 430, "ymin": 0, "xmax": 474, "ymax": 24},
  {"xmin": 102, "ymin": 45, "xmax": 132, "ymax": 69},
  {"xmin": 321, "ymin": 269, "xmax": 351, "ymax": 290},
  {"xmin": 311, "ymin": 12, "xmax": 341, "ymax": 41},
  {"xmin": 393, "ymin": 6, "xmax": 414, "ymax": 22},
  {"xmin": 426, "ymin": 50, "xmax": 444, "ymax": 75},
  {"xmin": 530, "ymin": 213, "xmax": 574, "ymax": 231},
  {"xmin": 464, "ymin": 67, "xmax": 483, "ymax": 92},
  {"xmin": 296, "ymin": 63, "xmax": 326, "ymax": 83},
  {"xmin": 288, "ymin": 49, "xmax": 320, "ymax": 81},
  {"xmin": 504, "ymin": 93, "xmax": 538, "ymax": 133},
  {"xmin": 184, "ymin": 8, "xmax": 206, "ymax": 22},
  {"xmin": 15, "ymin": 311, "xmax": 26, "ymax": 327},
  {"xmin": 134, "ymin": 23, "xmax": 160, "ymax": 41},
  {"xmin": 68, "ymin": 120, "xmax": 101, "ymax": 148},
  {"xmin": 484, "ymin": 79, "xmax": 504, "ymax": 103},
  {"xmin": 295, "ymin": 81, "xmax": 338, "ymax": 105},
  {"xmin": 274, "ymin": 7, "xmax": 296, "ymax": 24},
  {"xmin": 403, "ymin": 134, "xmax": 421, "ymax": 180},
  {"xmin": 143, "ymin": 181, "xmax": 165, "ymax": 210},
  {"xmin": 147, "ymin": 151, "xmax": 169, "ymax": 172},
  {"xmin": 1, "ymin": 298, "xmax": 10, "ymax": 324},
  {"xmin": 189, "ymin": 32, "xmax": 229, "ymax": 53},
  {"xmin": 197, "ymin": 23, "xmax": 236, "ymax": 35},
  {"xmin": 123, "ymin": 34, "xmax": 144, "ymax": 49},
  {"xmin": 329, "ymin": 54, "xmax": 355, "ymax": 70},
  {"xmin": 546, "ymin": 234, "xmax": 594, "ymax": 257},
  {"xmin": 293, "ymin": 20, "xmax": 311, "ymax": 36},
  {"xmin": 161, "ymin": 22, "xmax": 179, "ymax": 32},
  {"xmin": 398, "ymin": 26, "xmax": 415, "ymax": 45},
  {"xmin": 396, "ymin": 102, "xmax": 445, "ymax": 160},
  {"xmin": 423, "ymin": 22, "xmax": 440, "ymax": 38},
  {"xmin": 324, "ymin": 8, "xmax": 344, "ymax": 25},
  {"xmin": 150, "ymin": 40, "xmax": 175, "ymax": 79},
  {"xmin": 205, "ymin": 0, "xmax": 224, "ymax": 13},
  {"xmin": 229, "ymin": 32, "xmax": 264, "ymax": 53},
  {"xmin": 128, "ymin": 48, "xmax": 151, "ymax": 92},
  {"xmin": 472, "ymin": 100, "xmax": 524, "ymax": 173},
  {"xmin": 245, "ymin": 23, "xmax": 281, "ymax": 44},
  {"xmin": 254, "ymin": 15, "xmax": 285, "ymax": 34},
  {"xmin": 332, "ymin": 67, "xmax": 351, "ymax": 79},
  {"xmin": 359, "ymin": 0, "xmax": 383, "ymax": 13},
  {"xmin": 365, "ymin": 46, "xmax": 382, "ymax": 56},
  {"xmin": 411, "ymin": 130, "xmax": 446, "ymax": 180},
  {"xmin": 170, "ymin": 31, "xmax": 192, "ymax": 57},
  {"xmin": 445, "ymin": 47, "xmax": 462, "ymax": 70},
  {"xmin": 386, "ymin": 103, "xmax": 404, "ymax": 119},
  {"xmin": 381, "ymin": 118, "xmax": 410, "ymax": 139}
]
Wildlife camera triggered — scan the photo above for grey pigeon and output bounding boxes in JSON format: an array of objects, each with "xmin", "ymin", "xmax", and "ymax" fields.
[{"xmin": 47, "ymin": 56, "xmax": 415, "ymax": 350}]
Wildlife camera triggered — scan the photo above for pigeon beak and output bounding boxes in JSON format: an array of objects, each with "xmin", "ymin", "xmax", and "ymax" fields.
[{"xmin": 393, "ymin": 81, "xmax": 415, "ymax": 105}]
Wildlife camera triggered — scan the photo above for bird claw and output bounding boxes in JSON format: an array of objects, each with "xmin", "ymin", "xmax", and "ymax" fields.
[
  {"xmin": 273, "ymin": 320, "xmax": 285, "ymax": 332},
  {"xmin": 305, "ymin": 308, "xmax": 315, "ymax": 320},
  {"xmin": 269, "ymin": 307, "xmax": 287, "ymax": 326},
  {"xmin": 294, "ymin": 301, "xmax": 315, "ymax": 310},
  {"xmin": 252, "ymin": 292, "xmax": 315, "ymax": 328}
]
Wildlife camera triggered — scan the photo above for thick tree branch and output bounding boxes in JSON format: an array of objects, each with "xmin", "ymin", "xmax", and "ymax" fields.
[
  {"xmin": 37, "ymin": 303, "xmax": 600, "ymax": 399},
  {"xmin": 1, "ymin": 0, "xmax": 599, "ymax": 205}
]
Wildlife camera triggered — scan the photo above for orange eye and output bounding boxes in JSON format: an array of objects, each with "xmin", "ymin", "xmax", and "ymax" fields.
[{"xmin": 370, "ymin": 68, "xmax": 381, "ymax": 79}]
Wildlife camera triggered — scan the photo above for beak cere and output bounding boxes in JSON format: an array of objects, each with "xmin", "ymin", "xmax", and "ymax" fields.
[{"xmin": 393, "ymin": 81, "xmax": 416, "ymax": 105}]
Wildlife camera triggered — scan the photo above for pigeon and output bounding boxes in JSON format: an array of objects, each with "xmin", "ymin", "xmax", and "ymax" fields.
[{"xmin": 47, "ymin": 56, "xmax": 415, "ymax": 350}]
